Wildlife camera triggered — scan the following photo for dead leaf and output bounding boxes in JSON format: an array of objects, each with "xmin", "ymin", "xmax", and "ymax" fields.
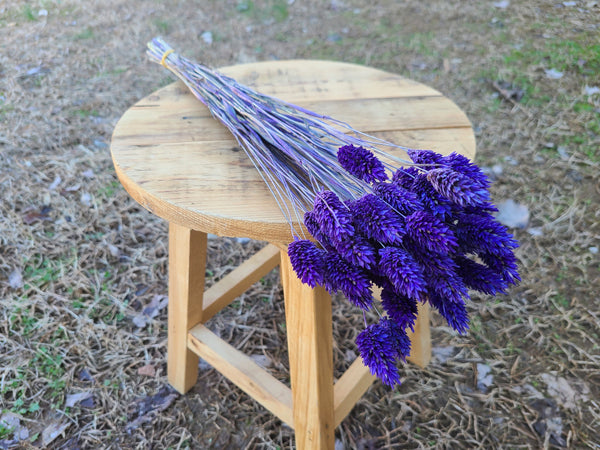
[
  {"xmin": 22, "ymin": 206, "xmax": 52, "ymax": 225},
  {"xmin": 541, "ymin": 373, "xmax": 590, "ymax": 410},
  {"xmin": 48, "ymin": 175, "xmax": 61, "ymax": 190},
  {"xmin": 80, "ymin": 396, "xmax": 95, "ymax": 408},
  {"xmin": 41, "ymin": 421, "xmax": 70, "ymax": 447},
  {"xmin": 530, "ymin": 398, "xmax": 566, "ymax": 447},
  {"xmin": 492, "ymin": 80, "xmax": 525, "ymax": 103},
  {"xmin": 133, "ymin": 295, "xmax": 168, "ymax": 327},
  {"xmin": 250, "ymin": 354, "xmax": 272, "ymax": 369},
  {"xmin": 138, "ymin": 364, "xmax": 156, "ymax": 377},
  {"xmin": 78, "ymin": 368, "xmax": 94, "ymax": 382},
  {"xmin": 126, "ymin": 386, "xmax": 178, "ymax": 432},
  {"xmin": 65, "ymin": 391, "xmax": 93, "ymax": 408}
]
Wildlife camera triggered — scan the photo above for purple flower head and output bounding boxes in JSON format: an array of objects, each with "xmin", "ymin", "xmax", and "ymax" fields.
[
  {"xmin": 455, "ymin": 256, "xmax": 508, "ymax": 295},
  {"xmin": 313, "ymin": 190, "xmax": 354, "ymax": 243},
  {"xmin": 427, "ymin": 168, "xmax": 491, "ymax": 208},
  {"xmin": 303, "ymin": 210, "xmax": 335, "ymax": 251},
  {"xmin": 356, "ymin": 322, "xmax": 401, "ymax": 386},
  {"xmin": 334, "ymin": 234, "xmax": 378, "ymax": 269},
  {"xmin": 337, "ymin": 145, "xmax": 388, "ymax": 184},
  {"xmin": 378, "ymin": 247, "xmax": 427, "ymax": 301},
  {"xmin": 374, "ymin": 182, "xmax": 423, "ymax": 215},
  {"xmin": 411, "ymin": 172, "xmax": 454, "ymax": 219},
  {"xmin": 407, "ymin": 149, "xmax": 443, "ymax": 166},
  {"xmin": 323, "ymin": 253, "xmax": 373, "ymax": 310},
  {"xmin": 454, "ymin": 212, "xmax": 519, "ymax": 256},
  {"xmin": 380, "ymin": 317, "xmax": 412, "ymax": 361},
  {"xmin": 428, "ymin": 292, "xmax": 470, "ymax": 334},
  {"xmin": 288, "ymin": 239, "xmax": 326, "ymax": 288},
  {"xmin": 392, "ymin": 166, "xmax": 420, "ymax": 189},
  {"xmin": 380, "ymin": 287, "xmax": 418, "ymax": 332},
  {"xmin": 441, "ymin": 152, "xmax": 491, "ymax": 189},
  {"xmin": 405, "ymin": 210, "xmax": 458, "ymax": 254},
  {"xmin": 425, "ymin": 269, "xmax": 470, "ymax": 304},
  {"xmin": 351, "ymin": 194, "xmax": 406, "ymax": 245},
  {"xmin": 480, "ymin": 250, "xmax": 521, "ymax": 287}
]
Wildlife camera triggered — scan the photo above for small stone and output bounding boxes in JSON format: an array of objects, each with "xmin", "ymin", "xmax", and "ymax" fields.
[
  {"xmin": 496, "ymin": 199, "xmax": 530, "ymax": 228},
  {"xmin": 432, "ymin": 346, "xmax": 456, "ymax": 364},
  {"xmin": 557, "ymin": 146, "xmax": 569, "ymax": 159},
  {"xmin": 476, "ymin": 363, "xmax": 494, "ymax": 391},
  {"xmin": 80, "ymin": 192, "xmax": 92, "ymax": 207},
  {"xmin": 584, "ymin": 85, "xmax": 600, "ymax": 95},
  {"xmin": 527, "ymin": 227, "xmax": 543, "ymax": 236},
  {"xmin": 327, "ymin": 33, "xmax": 342, "ymax": 42},
  {"xmin": 8, "ymin": 268, "xmax": 23, "ymax": 289},
  {"xmin": 545, "ymin": 68, "xmax": 564, "ymax": 79},
  {"xmin": 589, "ymin": 246, "xmax": 598, "ymax": 254},
  {"xmin": 201, "ymin": 31, "xmax": 213, "ymax": 44},
  {"xmin": 93, "ymin": 139, "xmax": 108, "ymax": 149}
]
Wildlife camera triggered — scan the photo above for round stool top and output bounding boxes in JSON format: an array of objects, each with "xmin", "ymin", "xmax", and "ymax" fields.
[{"xmin": 111, "ymin": 60, "xmax": 475, "ymax": 243}]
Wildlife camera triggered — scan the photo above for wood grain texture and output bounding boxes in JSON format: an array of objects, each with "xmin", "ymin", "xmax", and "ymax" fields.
[
  {"xmin": 167, "ymin": 224, "xmax": 207, "ymax": 393},
  {"xmin": 187, "ymin": 324, "xmax": 294, "ymax": 426},
  {"xmin": 406, "ymin": 302, "xmax": 432, "ymax": 368},
  {"xmin": 111, "ymin": 60, "xmax": 475, "ymax": 243},
  {"xmin": 280, "ymin": 249, "xmax": 335, "ymax": 450}
]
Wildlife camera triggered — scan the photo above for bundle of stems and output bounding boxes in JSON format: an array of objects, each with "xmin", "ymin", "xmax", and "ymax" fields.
[{"xmin": 148, "ymin": 38, "xmax": 519, "ymax": 386}]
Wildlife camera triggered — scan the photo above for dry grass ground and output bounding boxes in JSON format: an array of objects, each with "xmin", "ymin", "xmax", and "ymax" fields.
[{"xmin": 1, "ymin": 0, "xmax": 599, "ymax": 448}]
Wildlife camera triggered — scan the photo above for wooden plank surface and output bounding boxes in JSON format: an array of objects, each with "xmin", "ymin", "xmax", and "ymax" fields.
[
  {"xmin": 111, "ymin": 60, "xmax": 476, "ymax": 243},
  {"xmin": 187, "ymin": 324, "xmax": 294, "ymax": 426},
  {"xmin": 220, "ymin": 59, "xmax": 442, "ymax": 103}
]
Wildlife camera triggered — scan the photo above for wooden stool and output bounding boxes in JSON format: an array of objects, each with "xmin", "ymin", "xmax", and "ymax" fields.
[{"xmin": 111, "ymin": 60, "xmax": 475, "ymax": 449}]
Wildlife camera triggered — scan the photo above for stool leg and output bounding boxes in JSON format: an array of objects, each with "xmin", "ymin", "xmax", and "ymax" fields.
[
  {"xmin": 406, "ymin": 301, "xmax": 432, "ymax": 368},
  {"xmin": 167, "ymin": 223, "xmax": 207, "ymax": 394},
  {"xmin": 280, "ymin": 250, "xmax": 335, "ymax": 450}
]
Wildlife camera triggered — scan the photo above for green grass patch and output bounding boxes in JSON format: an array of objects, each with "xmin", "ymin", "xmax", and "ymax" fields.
[
  {"xmin": 22, "ymin": 4, "xmax": 36, "ymax": 21},
  {"xmin": 9, "ymin": 307, "xmax": 41, "ymax": 337},
  {"xmin": 96, "ymin": 180, "xmax": 121, "ymax": 198},
  {"xmin": 73, "ymin": 27, "xmax": 94, "ymax": 40},
  {"xmin": 23, "ymin": 255, "xmax": 64, "ymax": 289},
  {"xmin": 153, "ymin": 19, "xmax": 170, "ymax": 34},
  {"xmin": 504, "ymin": 37, "xmax": 600, "ymax": 76},
  {"xmin": 236, "ymin": 0, "xmax": 288, "ymax": 22},
  {"xmin": 73, "ymin": 108, "xmax": 100, "ymax": 118},
  {"xmin": 270, "ymin": 0, "xmax": 289, "ymax": 22}
]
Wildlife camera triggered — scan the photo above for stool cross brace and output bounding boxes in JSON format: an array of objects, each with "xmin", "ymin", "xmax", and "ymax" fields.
[{"xmin": 167, "ymin": 223, "xmax": 431, "ymax": 449}]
